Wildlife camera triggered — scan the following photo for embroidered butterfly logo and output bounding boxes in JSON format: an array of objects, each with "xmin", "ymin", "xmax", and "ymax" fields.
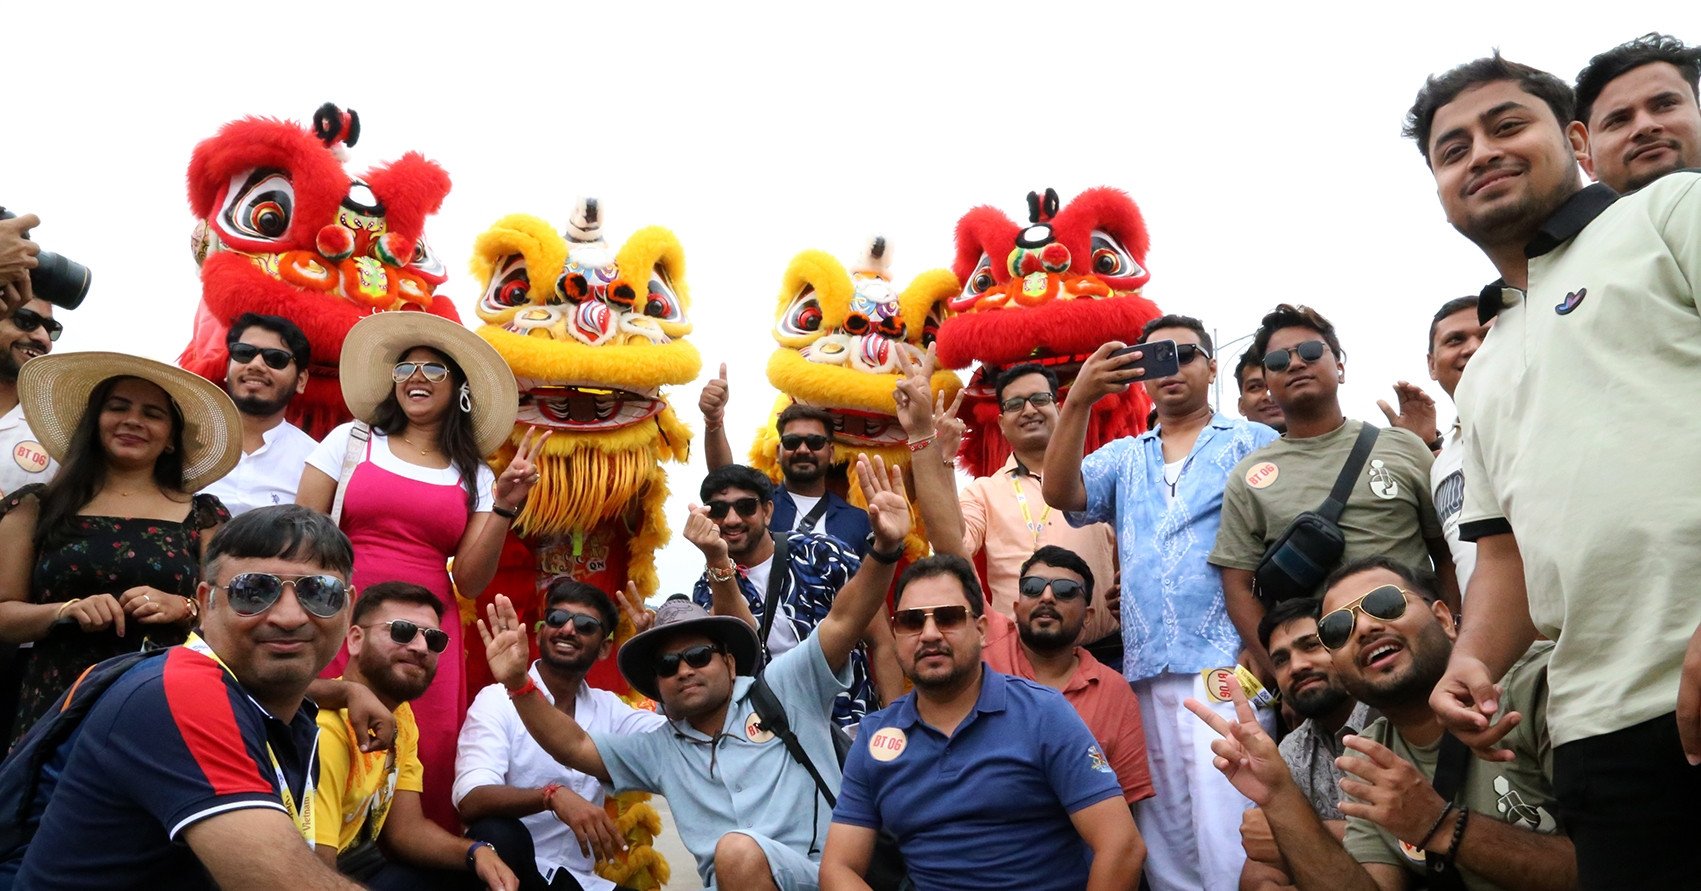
[{"xmin": 1555, "ymin": 288, "xmax": 1587, "ymax": 315}]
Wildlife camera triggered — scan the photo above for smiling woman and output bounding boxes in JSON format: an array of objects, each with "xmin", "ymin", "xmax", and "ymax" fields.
[{"xmin": 0, "ymin": 352, "xmax": 240, "ymax": 744}]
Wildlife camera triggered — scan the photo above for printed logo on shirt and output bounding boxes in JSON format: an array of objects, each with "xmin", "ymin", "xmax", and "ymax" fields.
[
  {"xmin": 12, "ymin": 440, "xmax": 48, "ymax": 474},
  {"xmin": 1366, "ymin": 459, "xmax": 1399, "ymax": 500},
  {"xmin": 744, "ymin": 711, "xmax": 775, "ymax": 744},
  {"xmin": 1245, "ymin": 462, "xmax": 1279, "ymax": 489},
  {"xmin": 868, "ymin": 727, "xmax": 907, "ymax": 762},
  {"xmin": 1087, "ymin": 744, "xmax": 1113, "ymax": 774},
  {"xmin": 1493, "ymin": 775, "xmax": 1558, "ymax": 832},
  {"xmin": 1434, "ymin": 470, "xmax": 1464, "ymax": 525},
  {"xmin": 1554, "ymin": 287, "xmax": 1587, "ymax": 315}
]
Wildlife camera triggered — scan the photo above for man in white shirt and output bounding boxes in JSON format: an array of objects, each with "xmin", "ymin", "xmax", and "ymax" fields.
[
  {"xmin": 0, "ymin": 296, "xmax": 60, "ymax": 496},
  {"xmin": 455, "ymin": 578, "xmax": 664, "ymax": 891},
  {"xmin": 203, "ymin": 313, "xmax": 318, "ymax": 513}
]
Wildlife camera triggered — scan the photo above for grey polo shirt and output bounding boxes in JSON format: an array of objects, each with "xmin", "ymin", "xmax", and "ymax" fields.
[
  {"xmin": 1456, "ymin": 173, "xmax": 1701, "ymax": 746},
  {"xmin": 591, "ymin": 632, "xmax": 851, "ymax": 886}
]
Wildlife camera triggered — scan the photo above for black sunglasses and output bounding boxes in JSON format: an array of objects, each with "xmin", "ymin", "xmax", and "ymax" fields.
[
  {"xmin": 10, "ymin": 307, "xmax": 62, "ymax": 342},
  {"xmin": 780, "ymin": 433, "xmax": 829, "ymax": 452},
  {"xmin": 392, "ymin": 361, "xmax": 450, "ymax": 382},
  {"xmin": 999, "ymin": 391, "xmax": 1057, "ymax": 414},
  {"xmin": 892, "ymin": 604, "xmax": 972, "ymax": 635},
  {"xmin": 373, "ymin": 619, "xmax": 449, "ymax": 653},
  {"xmin": 538, "ymin": 609, "xmax": 605, "ymax": 636},
  {"xmin": 1318, "ymin": 585, "xmax": 1410, "ymax": 651},
  {"xmin": 655, "ymin": 643, "xmax": 723, "ymax": 678},
  {"xmin": 706, "ymin": 497, "xmax": 762, "ymax": 520},
  {"xmin": 1262, "ymin": 340, "xmax": 1328, "ymax": 373},
  {"xmin": 1017, "ymin": 576, "xmax": 1087, "ymax": 602},
  {"xmin": 1177, "ymin": 343, "xmax": 1211, "ymax": 365},
  {"xmin": 229, "ymin": 342, "xmax": 295, "ymax": 370},
  {"xmin": 220, "ymin": 572, "xmax": 348, "ymax": 618}
]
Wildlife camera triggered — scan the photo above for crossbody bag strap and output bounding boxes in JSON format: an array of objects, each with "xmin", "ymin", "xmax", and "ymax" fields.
[
  {"xmin": 1318, "ymin": 423, "xmax": 1380, "ymax": 524},
  {"xmin": 795, "ymin": 494, "xmax": 831, "ymax": 533},
  {"xmin": 1423, "ymin": 731, "xmax": 1472, "ymax": 890},
  {"xmin": 330, "ymin": 422, "xmax": 372, "ymax": 526},
  {"xmin": 755, "ymin": 531, "xmax": 792, "ymax": 665},
  {"xmin": 749, "ymin": 674, "xmax": 837, "ymax": 807}
]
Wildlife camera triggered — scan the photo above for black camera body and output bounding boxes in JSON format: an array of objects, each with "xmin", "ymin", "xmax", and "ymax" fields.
[{"xmin": 0, "ymin": 208, "xmax": 90, "ymax": 310}]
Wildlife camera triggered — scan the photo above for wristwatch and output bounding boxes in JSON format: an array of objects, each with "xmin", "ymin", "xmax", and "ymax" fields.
[
  {"xmin": 866, "ymin": 533, "xmax": 904, "ymax": 565},
  {"xmin": 466, "ymin": 840, "xmax": 495, "ymax": 871}
]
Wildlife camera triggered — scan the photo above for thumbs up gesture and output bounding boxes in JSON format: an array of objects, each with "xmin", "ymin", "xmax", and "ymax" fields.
[{"xmin": 700, "ymin": 362, "xmax": 730, "ymax": 430}]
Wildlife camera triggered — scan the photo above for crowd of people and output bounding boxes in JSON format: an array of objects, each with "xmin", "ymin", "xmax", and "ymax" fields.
[{"xmin": 0, "ymin": 31, "xmax": 1697, "ymax": 891}]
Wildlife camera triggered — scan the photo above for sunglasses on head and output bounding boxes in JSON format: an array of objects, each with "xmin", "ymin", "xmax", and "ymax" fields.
[
  {"xmin": 706, "ymin": 497, "xmax": 761, "ymax": 520},
  {"xmin": 229, "ymin": 342, "xmax": 295, "ymax": 370},
  {"xmin": 9, "ymin": 307, "xmax": 62, "ymax": 342},
  {"xmin": 537, "ymin": 609, "xmax": 605, "ymax": 636},
  {"xmin": 780, "ymin": 433, "xmax": 830, "ymax": 452},
  {"xmin": 1176, "ymin": 343, "xmax": 1211, "ymax": 365},
  {"xmin": 220, "ymin": 572, "xmax": 348, "ymax": 618},
  {"xmin": 1261, "ymin": 340, "xmax": 1329, "ymax": 373},
  {"xmin": 392, "ymin": 361, "xmax": 450, "ymax": 383},
  {"xmin": 999, "ymin": 391, "xmax": 1057, "ymax": 414},
  {"xmin": 372, "ymin": 619, "xmax": 449, "ymax": 653},
  {"xmin": 1017, "ymin": 576, "xmax": 1087, "ymax": 602},
  {"xmin": 1318, "ymin": 584, "xmax": 1410, "ymax": 651},
  {"xmin": 892, "ymin": 604, "xmax": 972, "ymax": 635},
  {"xmin": 654, "ymin": 643, "xmax": 723, "ymax": 678}
]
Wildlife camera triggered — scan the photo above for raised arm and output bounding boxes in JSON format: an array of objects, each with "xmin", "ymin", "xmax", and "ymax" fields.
[
  {"xmin": 700, "ymin": 362, "xmax": 735, "ymax": 470},
  {"xmin": 817, "ymin": 454, "xmax": 909, "ymax": 673},
  {"xmin": 682, "ymin": 502, "xmax": 759, "ymax": 630},
  {"xmin": 1043, "ymin": 341, "xmax": 1143, "ymax": 512},
  {"xmin": 478, "ymin": 595, "xmax": 611, "ymax": 783},
  {"xmin": 891, "ymin": 345, "xmax": 967, "ymax": 557},
  {"xmin": 453, "ymin": 428, "xmax": 551, "ymax": 601}
]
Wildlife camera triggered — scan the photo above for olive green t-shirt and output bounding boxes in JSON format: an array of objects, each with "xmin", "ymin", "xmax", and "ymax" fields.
[
  {"xmin": 1209, "ymin": 420, "xmax": 1441, "ymax": 591},
  {"xmin": 1343, "ymin": 643, "xmax": 1561, "ymax": 890}
]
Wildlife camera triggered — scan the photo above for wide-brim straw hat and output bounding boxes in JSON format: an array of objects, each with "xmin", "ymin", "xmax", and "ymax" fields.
[
  {"xmin": 340, "ymin": 313, "xmax": 519, "ymax": 456},
  {"xmin": 618, "ymin": 597, "xmax": 761, "ymax": 703},
  {"xmin": 19, "ymin": 352, "xmax": 243, "ymax": 492}
]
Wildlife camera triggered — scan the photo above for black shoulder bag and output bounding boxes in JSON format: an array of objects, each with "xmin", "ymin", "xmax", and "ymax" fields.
[
  {"xmin": 1424, "ymin": 732, "xmax": 1472, "ymax": 891},
  {"xmin": 1254, "ymin": 423, "xmax": 1380, "ymax": 606}
]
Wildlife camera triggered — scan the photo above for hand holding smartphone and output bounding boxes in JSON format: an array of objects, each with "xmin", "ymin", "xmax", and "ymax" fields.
[{"xmin": 1108, "ymin": 339, "xmax": 1180, "ymax": 379}]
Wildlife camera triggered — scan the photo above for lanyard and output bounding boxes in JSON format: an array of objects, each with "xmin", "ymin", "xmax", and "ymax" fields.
[
  {"xmin": 182, "ymin": 634, "xmax": 317, "ymax": 847},
  {"xmin": 1009, "ymin": 474, "xmax": 1050, "ymax": 547}
]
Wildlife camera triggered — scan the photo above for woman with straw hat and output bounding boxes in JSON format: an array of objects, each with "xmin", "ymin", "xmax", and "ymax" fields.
[
  {"xmin": 0, "ymin": 353, "xmax": 240, "ymax": 744},
  {"xmin": 297, "ymin": 311, "xmax": 546, "ymax": 829}
]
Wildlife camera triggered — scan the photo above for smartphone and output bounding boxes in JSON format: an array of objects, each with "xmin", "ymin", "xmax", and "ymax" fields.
[{"xmin": 1109, "ymin": 339, "xmax": 1179, "ymax": 379}]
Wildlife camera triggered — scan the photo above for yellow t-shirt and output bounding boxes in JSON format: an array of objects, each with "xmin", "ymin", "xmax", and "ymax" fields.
[{"xmin": 313, "ymin": 697, "xmax": 423, "ymax": 853}]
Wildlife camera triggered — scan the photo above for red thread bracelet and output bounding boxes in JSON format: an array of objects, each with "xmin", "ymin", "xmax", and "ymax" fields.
[
  {"xmin": 507, "ymin": 677, "xmax": 540, "ymax": 700},
  {"xmin": 542, "ymin": 782, "xmax": 563, "ymax": 804}
]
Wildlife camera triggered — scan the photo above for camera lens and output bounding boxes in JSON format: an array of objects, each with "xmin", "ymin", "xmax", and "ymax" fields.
[{"xmin": 31, "ymin": 252, "xmax": 91, "ymax": 311}]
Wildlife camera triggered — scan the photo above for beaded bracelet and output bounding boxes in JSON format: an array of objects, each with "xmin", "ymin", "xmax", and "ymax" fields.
[
  {"xmin": 905, "ymin": 433, "xmax": 936, "ymax": 452},
  {"xmin": 1442, "ymin": 806, "xmax": 1471, "ymax": 866},
  {"xmin": 1418, "ymin": 803, "xmax": 1455, "ymax": 851}
]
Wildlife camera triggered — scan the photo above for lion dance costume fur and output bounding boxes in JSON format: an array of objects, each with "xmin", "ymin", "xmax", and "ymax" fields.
[
  {"xmin": 937, "ymin": 187, "xmax": 1162, "ymax": 477},
  {"xmin": 179, "ymin": 103, "xmax": 458, "ymax": 438},
  {"xmin": 750, "ymin": 237, "xmax": 961, "ymax": 557},
  {"xmin": 470, "ymin": 199, "xmax": 695, "ymax": 889}
]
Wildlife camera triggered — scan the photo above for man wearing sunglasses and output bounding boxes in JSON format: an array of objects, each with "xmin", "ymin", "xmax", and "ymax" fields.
[
  {"xmin": 0, "ymin": 296, "xmax": 61, "ymax": 498},
  {"xmin": 10, "ymin": 505, "xmax": 370, "ymax": 890},
  {"xmin": 202, "ymin": 313, "xmax": 319, "ymax": 517},
  {"xmin": 1188, "ymin": 557, "xmax": 1569, "ymax": 891},
  {"xmin": 457, "ymin": 579, "xmax": 664, "ymax": 891},
  {"xmin": 822, "ymin": 554, "xmax": 1143, "ymax": 890},
  {"xmin": 312, "ymin": 581, "xmax": 520, "ymax": 888}
]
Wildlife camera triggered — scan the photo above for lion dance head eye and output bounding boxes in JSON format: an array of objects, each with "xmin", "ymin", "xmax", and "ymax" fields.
[
  {"xmin": 778, "ymin": 287, "xmax": 825, "ymax": 338},
  {"xmin": 482, "ymin": 255, "xmax": 532, "ymax": 312},
  {"xmin": 1088, "ymin": 231, "xmax": 1144, "ymax": 280},
  {"xmin": 948, "ymin": 254, "xmax": 998, "ymax": 312},
  {"xmin": 220, "ymin": 169, "xmax": 296, "ymax": 245},
  {"xmin": 643, "ymin": 269, "xmax": 685, "ymax": 320}
]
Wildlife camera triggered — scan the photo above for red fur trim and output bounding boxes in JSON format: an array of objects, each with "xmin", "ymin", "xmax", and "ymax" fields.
[
  {"xmin": 935, "ymin": 291, "xmax": 1162, "ymax": 369},
  {"xmin": 363, "ymin": 152, "xmax": 451, "ymax": 245},
  {"xmin": 186, "ymin": 117, "xmax": 348, "ymax": 247},
  {"xmin": 1048, "ymin": 186, "xmax": 1150, "ymax": 289},
  {"xmin": 952, "ymin": 205, "xmax": 1017, "ymax": 282}
]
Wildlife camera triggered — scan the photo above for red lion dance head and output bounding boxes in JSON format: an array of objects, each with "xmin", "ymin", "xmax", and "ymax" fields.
[
  {"xmin": 936, "ymin": 187, "xmax": 1162, "ymax": 477},
  {"xmin": 178, "ymin": 103, "xmax": 458, "ymax": 439}
]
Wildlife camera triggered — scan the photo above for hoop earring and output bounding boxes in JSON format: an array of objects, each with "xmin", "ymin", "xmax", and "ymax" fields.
[{"xmin": 459, "ymin": 383, "xmax": 473, "ymax": 414}]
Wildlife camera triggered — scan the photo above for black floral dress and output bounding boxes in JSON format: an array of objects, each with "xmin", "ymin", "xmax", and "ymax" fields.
[{"xmin": 4, "ymin": 486, "xmax": 228, "ymax": 745}]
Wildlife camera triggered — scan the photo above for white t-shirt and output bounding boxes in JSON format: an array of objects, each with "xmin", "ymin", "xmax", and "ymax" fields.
[
  {"xmin": 787, "ymin": 493, "xmax": 825, "ymax": 533},
  {"xmin": 1430, "ymin": 422, "xmax": 1475, "ymax": 596},
  {"xmin": 202, "ymin": 421, "xmax": 319, "ymax": 517},
  {"xmin": 307, "ymin": 423, "xmax": 495, "ymax": 511},
  {"xmin": 0, "ymin": 403, "xmax": 57, "ymax": 497},
  {"xmin": 741, "ymin": 554, "xmax": 800, "ymax": 655},
  {"xmin": 1162, "ymin": 458, "xmax": 1185, "ymax": 501}
]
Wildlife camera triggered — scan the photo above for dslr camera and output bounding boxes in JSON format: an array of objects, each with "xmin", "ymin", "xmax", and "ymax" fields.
[{"xmin": 0, "ymin": 208, "xmax": 90, "ymax": 310}]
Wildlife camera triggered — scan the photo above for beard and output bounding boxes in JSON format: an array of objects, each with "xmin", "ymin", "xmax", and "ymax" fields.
[
  {"xmin": 358, "ymin": 650, "xmax": 436, "ymax": 705},
  {"xmin": 0, "ymin": 349, "xmax": 22, "ymax": 381},
  {"xmin": 905, "ymin": 642, "xmax": 981, "ymax": 692},
  {"xmin": 1453, "ymin": 169, "xmax": 1580, "ymax": 251},
  {"xmin": 781, "ymin": 455, "xmax": 826, "ymax": 487},
  {"xmin": 1286, "ymin": 671, "xmax": 1352, "ymax": 719},
  {"xmin": 1016, "ymin": 607, "xmax": 1081, "ymax": 655},
  {"xmin": 1342, "ymin": 621, "xmax": 1452, "ymax": 711},
  {"xmin": 538, "ymin": 635, "xmax": 600, "ymax": 675},
  {"xmin": 232, "ymin": 390, "xmax": 294, "ymax": 417}
]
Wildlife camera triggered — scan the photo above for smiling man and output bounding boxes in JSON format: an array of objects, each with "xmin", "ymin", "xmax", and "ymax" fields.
[
  {"xmin": 1575, "ymin": 33, "xmax": 1701, "ymax": 193},
  {"xmin": 0, "ymin": 297, "xmax": 60, "ymax": 496},
  {"xmin": 203, "ymin": 313, "xmax": 319, "ymax": 516}
]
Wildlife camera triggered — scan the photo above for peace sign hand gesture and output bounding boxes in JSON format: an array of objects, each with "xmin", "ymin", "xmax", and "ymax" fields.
[{"xmin": 494, "ymin": 426, "xmax": 553, "ymax": 511}]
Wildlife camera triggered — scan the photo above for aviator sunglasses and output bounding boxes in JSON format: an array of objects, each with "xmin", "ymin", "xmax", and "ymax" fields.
[
  {"xmin": 218, "ymin": 572, "xmax": 348, "ymax": 618},
  {"xmin": 9, "ymin": 307, "xmax": 63, "ymax": 342},
  {"xmin": 537, "ymin": 609, "xmax": 605, "ymax": 636},
  {"xmin": 392, "ymin": 361, "xmax": 450, "ymax": 383},
  {"xmin": 1317, "ymin": 584, "xmax": 1410, "ymax": 651},
  {"xmin": 1261, "ymin": 340, "xmax": 1329, "ymax": 373},
  {"xmin": 780, "ymin": 433, "xmax": 830, "ymax": 451},
  {"xmin": 371, "ymin": 619, "xmax": 450, "ymax": 653},
  {"xmin": 706, "ymin": 497, "xmax": 762, "ymax": 520},
  {"xmin": 892, "ymin": 604, "xmax": 972, "ymax": 635},
  {"xmin": 1017, "ymin": 576, "xmax": 1088, "ymax": 602},
  {"xmin": 229, "ymin": 342, "xmax": 295, "ymax": 370},
  {"xmin": 654, "ymin": 643, "xmax": 724, "ymax": 678}
]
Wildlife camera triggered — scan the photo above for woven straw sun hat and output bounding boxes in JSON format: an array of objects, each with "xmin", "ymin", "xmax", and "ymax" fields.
[
  {"xmin": 19, "ymin": 352, "xmax": 243, "ymax": 492},
  {"xmin": 617, "ymin": 596, "xmax": 761, "ymax": 703},
  {"xmin": 340, "ymin": 312, "xmax": 519, "ymax": 456}
]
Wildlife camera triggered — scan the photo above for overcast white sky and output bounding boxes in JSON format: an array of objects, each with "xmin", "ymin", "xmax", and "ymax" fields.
[{"xmin": 10, "ymin": 1, "xmax": 1682, "ymax": 594}]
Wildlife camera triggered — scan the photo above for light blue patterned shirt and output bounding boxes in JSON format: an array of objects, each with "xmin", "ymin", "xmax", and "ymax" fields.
[{"xmin": 1067, "ymin": 413, "xmax": 1279, "ymax": 682}]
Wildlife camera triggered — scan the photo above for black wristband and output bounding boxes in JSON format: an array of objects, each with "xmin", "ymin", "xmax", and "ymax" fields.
[
  {"xmin": 1418, "ymin": 803, "xmax": 1454, "ymax": 851},
  {"xmin": 491, "ymin": 503, "xmax": 519, "ymax": 520},
  {"xmin": 1442, "ymin": 806, "xmax": 1470, "ymax": 866},
  {"xmin": 466, "ymin": 839, "xmax": 494, "ymax": 871},
  {"xmin": 1426, "ymin": 434, "xmax": 1444, "ymax": 451},
  {"xmin": 868, "ymin": 541, "xmax": 905, "ymax": 565}
]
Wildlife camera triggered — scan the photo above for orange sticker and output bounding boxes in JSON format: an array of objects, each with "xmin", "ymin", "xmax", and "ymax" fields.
[
  {"xmin": 1202, "ymin": 668, "xmax": 1237, "ymax": 703},
  {"xmin": 868, "ymin": 727, "xmax": 908, "ymax": 762},
  {"xmin": 13, "ymin": 441, "xmax": 48, "ymax": 474},
  {"xmin": 1245, "ymin": 462, "xmax": 1279, "ymax": 489},
  {"xmin": 1398, "ymin": 840, "xmax": 1425, "ymax": 863},
  {"xmin": 744, "ymin": 711, "xmax": 774, "ymax": 744}
]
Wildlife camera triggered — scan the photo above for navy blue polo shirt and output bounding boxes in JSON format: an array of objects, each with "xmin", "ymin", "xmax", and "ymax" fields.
[
  {"xmin": 833, "ymin": 665, "xmax": 1122, "ymax": 891},
  {"xmin": 14, "ymin": 643, "xmax": 319, "ymax": 890}
]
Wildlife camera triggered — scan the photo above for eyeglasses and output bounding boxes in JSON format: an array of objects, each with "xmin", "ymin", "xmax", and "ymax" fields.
[
  {"xmin": 655, "ymin": 643, "xmax": 723, "ymax": 678},
  {"xmin": 229, "ymin": 342, "xmax": 295, "ymax": 370},
  {"xmin": 999, "ymin": 391, "xmax": 1057, "ymax": 414},
  {"xmin": 1261, "ymin": 340, "xmax": 1329, "ymax": 373},
  {"xmin": 219, "ymin": 572, "xmax": 348, "ymax": 618},
  {"xmin": 1017, "ymin": 576, "xmax": 1087, "ymax": 602},
  {"xmin": 9, "ymin": 307, "xmax": 62, "ymax": 342},
  {"xmin": 537, "ymin": 609, "xmax": 605, "ymax": 636},
  {"xmin": 1318, "ymin": 585, "xmax": 1410, "ymax": 651},
  {"xmin": 1177, "ymin": 343, "xmax": 1211, "ymax": 365},
  {"xmin": 706, "ymin": 497, "xmax": 762, "ymax": 520},
  {"xmin": 392, "ymin": 362, "xmax": 450, "ymax": 383},
  {"xmin": 892, "ymin": 604, "xmax": 972, "ymax": 635},
  {"xmin": 371, "ymin": 619, "xmax": 449, "ymax": 653},
  {"xmin": 780, "ymin": 433, "xmax": 830, "ymax": 452}
]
